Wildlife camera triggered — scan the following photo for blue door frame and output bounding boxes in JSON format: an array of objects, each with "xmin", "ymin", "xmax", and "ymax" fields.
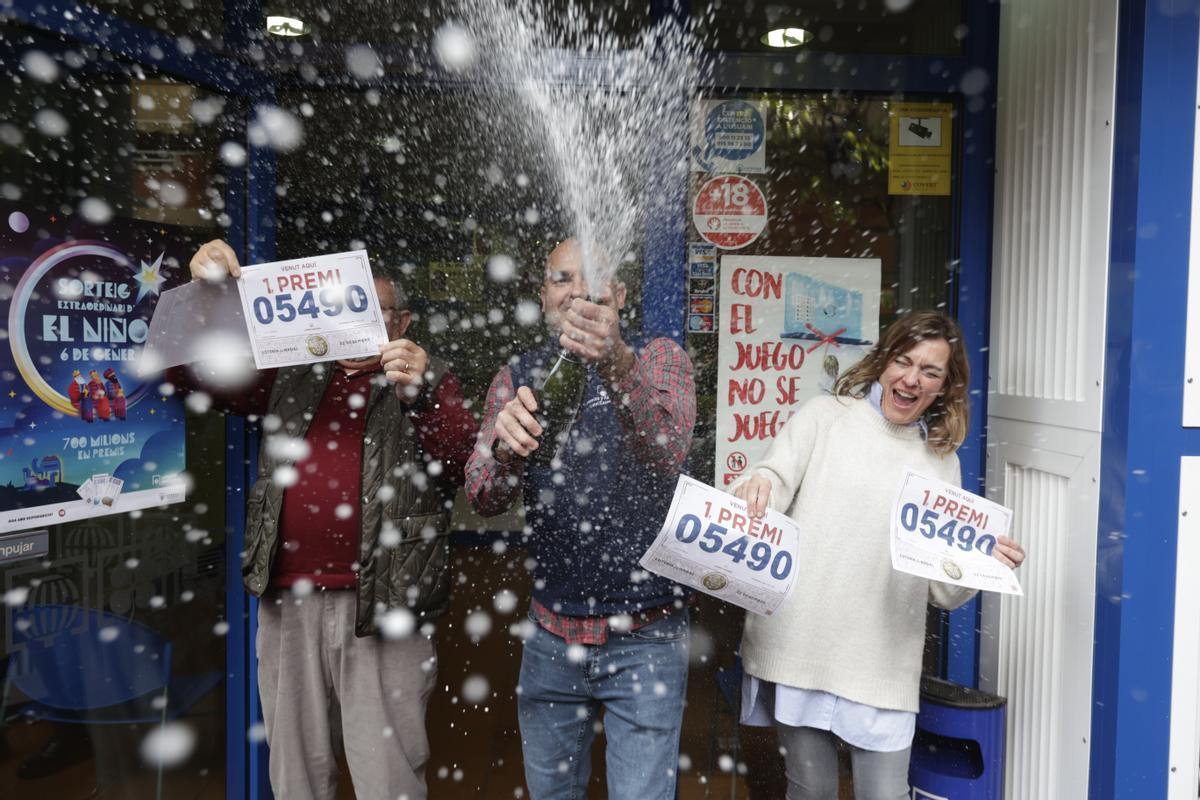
[
  {"xmin": 1091, "ymin": 1, "xmax": 1200, "ymax": 797},
  {"xmin": 3, "ymin": 1, "xmax": 1002, "ymax": 797}
]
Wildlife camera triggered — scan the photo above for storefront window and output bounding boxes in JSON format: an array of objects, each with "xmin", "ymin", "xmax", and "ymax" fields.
[
  {"xmin": 683, "ymin": 95, "xmax": 961, "ymax": 778},
  {"xmin": 1, "ymin": 24, "xmax": 231, "ymax": 797},
  {"xmin": 4, "ymin": 2, "xmax": 977, "ymax": 797},
  {"xmin": 686, "ymin": 91, "xmax": 957, "ymax": 486}
]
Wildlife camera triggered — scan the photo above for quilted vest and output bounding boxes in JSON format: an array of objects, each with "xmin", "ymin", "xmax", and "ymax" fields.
[{"xmin": 242, "ymin": 358, "xmax": 454, "ymax": 636}]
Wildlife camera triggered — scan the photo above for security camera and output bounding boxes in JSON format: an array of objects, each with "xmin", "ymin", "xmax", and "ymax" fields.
[{"xmin": 907, "ymin": 120, "xmax": 933, "ymax": 139}]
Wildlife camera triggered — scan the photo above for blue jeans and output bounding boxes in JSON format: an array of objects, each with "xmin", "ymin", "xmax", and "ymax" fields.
[{"xmin": 517, "ymin": 608, "xmax": 690, "ymax": 800}]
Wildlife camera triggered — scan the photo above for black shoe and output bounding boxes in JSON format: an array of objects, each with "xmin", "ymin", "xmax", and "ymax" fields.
[{"xmin": 17, "ymin": 725, "xmax": 92, "ymax": 780}]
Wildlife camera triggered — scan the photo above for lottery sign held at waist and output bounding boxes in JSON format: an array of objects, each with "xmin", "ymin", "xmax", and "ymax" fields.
[
  {"xmin": 640, "ymin": 475, "xmax": 801, "ymax": 616},
  {"xmin": 235, "ymin": 250, "xmax": 389, "ymax": 369}
]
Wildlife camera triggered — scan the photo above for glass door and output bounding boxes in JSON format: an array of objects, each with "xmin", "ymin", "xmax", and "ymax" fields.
[
  {"xmin": 1, "ymin": 23, "xmax": 236, "ymax": 799},
  {"xmin": 684, "ymin": 89, "xmax": 963, "ymax": 798}
]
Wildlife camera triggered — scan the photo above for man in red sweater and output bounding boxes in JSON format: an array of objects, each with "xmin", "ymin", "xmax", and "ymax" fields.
[{"xmin": 185, "ymin": 239, "xmax": 477, "ymax": 800}]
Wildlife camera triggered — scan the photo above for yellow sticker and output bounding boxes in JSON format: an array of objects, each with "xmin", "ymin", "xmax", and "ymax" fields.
[{"xmin": 888, "ymin": 102, "xmax": 953, "ymax": 196}]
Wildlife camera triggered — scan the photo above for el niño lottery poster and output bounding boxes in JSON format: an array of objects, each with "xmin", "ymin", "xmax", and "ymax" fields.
[
  {"xmin": 715, "ymin": 256, "xmax": 881, "ymax": 486},
  {"xmin": 0, "ymin": 203, "xmax": 187, "ymax": 532}
]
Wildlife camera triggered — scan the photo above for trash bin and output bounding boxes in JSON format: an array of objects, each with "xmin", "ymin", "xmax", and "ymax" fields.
[{"xmin": 908, "ymin": 676, "xmax": 1006, "ymax": 800}]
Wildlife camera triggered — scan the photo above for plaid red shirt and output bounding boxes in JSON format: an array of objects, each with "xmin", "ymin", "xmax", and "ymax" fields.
[
  {"xmin": 465, "ymin": 336, "xmax": 696, "ymax": 517},
  {"xmin": 530, "ymin": 597, "xmax": 685, "ymax": 646}
]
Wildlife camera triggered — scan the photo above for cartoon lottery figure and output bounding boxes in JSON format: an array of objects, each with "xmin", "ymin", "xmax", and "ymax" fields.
[
  {"xmin": 103, "ymin": 368, "xmax": 126, "ymax": 420},
  {"xmin": 68, "ymin": 369, "xmax": 84, "ymax": 410},
  {"xmin": 67, "ymin": 369, "xmax": 95, "ymax": 422},
  {"xmin": 87, "ymin": 370, "xmax": 111, "ymax": 421}
]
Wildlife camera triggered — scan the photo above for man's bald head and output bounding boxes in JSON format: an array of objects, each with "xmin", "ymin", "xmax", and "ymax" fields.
[{"xmin": 540, "ymin": 237, "xmax": 626, "ymax": 331}]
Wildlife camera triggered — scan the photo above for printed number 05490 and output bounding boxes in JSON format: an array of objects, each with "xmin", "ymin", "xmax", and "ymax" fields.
[
  {"xmin": 897, "ymin": 503, "xmax": 996, "ymax": 555},
  {"xmin": 252, "ymin": 285, "xmax": 370, "ymax": 325},
  {"xmin": 673, "ymin": 514, "xmax": 792, "ymax": 580}
]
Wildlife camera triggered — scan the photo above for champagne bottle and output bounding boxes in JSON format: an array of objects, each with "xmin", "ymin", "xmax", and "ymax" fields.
[{"xmin": 528, "ymin": 347, "xmax": 587, "ymax": 467}]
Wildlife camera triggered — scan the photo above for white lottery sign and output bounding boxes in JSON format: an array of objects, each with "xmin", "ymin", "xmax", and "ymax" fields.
[
  {"xmin": 890, "ymin": 470, "xmax": 1023, "ymax": 596},
  {"xmin": 236, "ymin": 250, "xmax": 388, "ymax": 369},
  {"xmin": 640, "ymin": 475, "xmax": 800, "ymax": 616}
]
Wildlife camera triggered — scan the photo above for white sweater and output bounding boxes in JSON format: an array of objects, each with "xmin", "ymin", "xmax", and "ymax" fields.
[{"xmin": 737, "ymin": 394, "xmax": 976, "ymax": 713}]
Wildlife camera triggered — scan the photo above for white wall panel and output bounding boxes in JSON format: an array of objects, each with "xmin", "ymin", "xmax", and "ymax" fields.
[
  {"xmin": 989, "ymin": 0, "xmax": 1117, "ymax": 432},
  {"xmin": 1181, "ymin": 27, "xmax": 1200, "ymax": 426},
  {"xmin": 983, "ymin": 0, "xmax": 1118, "ymax": 795},
  {"xmin": 979, "ymin": 420, "xmax": 1100, "ymax": 800},
  {"xmin": 1168, "ymin": 458, "xmax": 1200, "ymax": 799}
]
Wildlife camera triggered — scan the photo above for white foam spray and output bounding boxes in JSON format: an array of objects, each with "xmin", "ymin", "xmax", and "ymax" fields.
[{"xmin": 440, "ymin": 1, "xmax": 704, "ymax": 295}]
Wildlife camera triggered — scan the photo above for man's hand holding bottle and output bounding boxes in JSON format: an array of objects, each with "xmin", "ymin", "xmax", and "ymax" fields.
[
  {"xmin": 494, "ymin": 291, "xmax": 629, "ymax": 467},
  {"xmin": 557, "ymin": 293, "xmax": 634, "ymax": 383}
]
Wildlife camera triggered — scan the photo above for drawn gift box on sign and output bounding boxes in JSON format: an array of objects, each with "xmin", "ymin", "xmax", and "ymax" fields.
[{"xmin": 781, "ymin": 274, "xmax": 873, "ymax": 346}]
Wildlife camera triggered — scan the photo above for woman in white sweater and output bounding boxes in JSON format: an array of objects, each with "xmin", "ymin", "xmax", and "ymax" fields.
[{"xmin": 731, "ymin": 310, "xmax": 1025, "ymax": 800}]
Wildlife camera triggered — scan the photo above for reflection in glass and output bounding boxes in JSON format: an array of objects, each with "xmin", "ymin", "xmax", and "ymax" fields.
[{"xmin": 1, "ymin": 23, "xmax": 229, "ymax": 798}]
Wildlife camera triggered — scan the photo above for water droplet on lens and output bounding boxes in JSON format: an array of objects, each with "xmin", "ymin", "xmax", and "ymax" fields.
[
  {"xmin": 34, "ymin": 109, "xmax": 69, "ymax": 137},
  {"xmin": 434, "ymin": 23, "xmax": 477, "ymax": 72},
  {"xmin": 22, "ymin": 50, "xmax": 59, "ymax": 82},
  {"xmin": 79, "ymin": 197, "xmax": 113, "ymax": 225},
  {"xmin": 185, "ymin": 392, "xmax": 212, "ymax": 414},
  {"xmin": 487, "ymin": 254, "xmax": 517, "ymax": 283},
  {"xmin": 464, "ymin": 610, "xmax": 492, "ymax": 641},
  {"xmin": 220, "ymin": 142, "xmax": 247, "ymax": 167},
  {"xmin": 4, "ymin": 587, "xmax": 30, "ymax": 606},
  {"xmin": 345, "ymin": 44, "xmax": 383, "ymax": 80},
  {"xmin": 379, "ymin": 608, "xmax": 416, "ymax": 639},
  {"xmin": 461, "ymin": 674, "xmax": 490, "ymax": 704},
  {"xmin": 493, "ymin": 589, "xmax": 518, "ymax": 614},
  {"xmin": 140, "ymin": 722, "xmax": 196, "ymax": 769}
]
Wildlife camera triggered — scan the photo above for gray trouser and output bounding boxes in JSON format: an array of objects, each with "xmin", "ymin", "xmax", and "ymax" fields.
[
  {"xmin": 256, "ymin": 591, "xmax": 437, "ymax": 800},
  {"xmin": 775, "ymin": 723, "xmax": 911, "ymax": 800}
]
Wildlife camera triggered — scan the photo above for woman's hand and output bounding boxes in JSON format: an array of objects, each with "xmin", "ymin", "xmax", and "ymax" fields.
[
  {"xmin": 993, "ymin": 535, "xmax": 1025, "ymax": 569},
  {"xmin": 733, "ymin": 474, "xmax": 772, "ymax": 519}
]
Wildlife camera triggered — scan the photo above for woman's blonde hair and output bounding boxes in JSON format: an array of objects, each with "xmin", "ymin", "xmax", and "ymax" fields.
[{"xmin": 832, "ymin": 310, "xmax": 970, "ymax": 454}]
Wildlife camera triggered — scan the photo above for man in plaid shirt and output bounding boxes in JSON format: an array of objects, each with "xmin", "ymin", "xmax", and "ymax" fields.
[{"xmin": 467, "ymin": 238, "xmax": 696, "ymax": 800}]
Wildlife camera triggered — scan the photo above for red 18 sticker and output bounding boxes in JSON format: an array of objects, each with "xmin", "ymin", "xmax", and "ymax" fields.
[{"xmin": 693, "ymin": 175, "xmax": 768, "ymax": 250}]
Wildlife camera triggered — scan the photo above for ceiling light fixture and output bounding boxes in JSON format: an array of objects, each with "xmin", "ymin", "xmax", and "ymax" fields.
[
  {"xmin": 266, "ymin": 15, "xmax": 309, "ymax": 37},
  {"xmin": 761, "ymin": 27, "xmax": 813, "ymax": 48}
]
